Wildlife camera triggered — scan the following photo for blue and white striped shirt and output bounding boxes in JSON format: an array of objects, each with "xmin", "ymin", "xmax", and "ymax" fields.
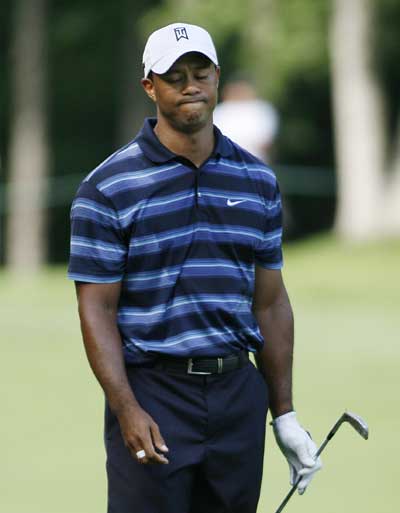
[{"xmin": 68, "ymin": 118, "xmax": 283, "ymax": 364}]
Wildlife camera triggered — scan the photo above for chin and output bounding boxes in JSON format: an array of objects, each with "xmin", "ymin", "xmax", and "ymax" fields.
[
  {"xmin": 161, "ymin": 106, "xmax": 212, "ymax": 134},
  {"xmin": 180, "ymin": 110, "xmax": 210, "ymax": 132}
]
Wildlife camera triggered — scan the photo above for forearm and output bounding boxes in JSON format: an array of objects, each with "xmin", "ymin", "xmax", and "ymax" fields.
[
  {"xmin": 78, "ymin": 302, "xmax": 139, "ymax": 415},
  {"xmin": 253, "ymin": 286, "xmax": 294, "ymax": 418}
]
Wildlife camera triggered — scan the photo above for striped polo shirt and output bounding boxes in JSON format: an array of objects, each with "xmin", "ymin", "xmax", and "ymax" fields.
[{"xmin": 68, "ymin": 117, "xmax": 283, "ymax": 364}]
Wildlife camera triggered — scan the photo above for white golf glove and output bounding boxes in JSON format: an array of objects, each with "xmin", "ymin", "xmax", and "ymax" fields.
[{"xmin": 272, "ymin": 411, "xmax": 322, "ymax": 494}]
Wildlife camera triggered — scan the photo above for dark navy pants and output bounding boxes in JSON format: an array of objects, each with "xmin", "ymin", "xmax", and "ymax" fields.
[{"xmin": 104, "ymin": 360, "xmax": 269, "ymax": 513}]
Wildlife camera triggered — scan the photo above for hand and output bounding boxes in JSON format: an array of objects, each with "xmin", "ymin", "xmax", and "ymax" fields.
[
  {"xmin": 272, "ymin": 411, "xmax": 322, "ymax": 494},
  {"xmin": 117, "ymin": 404, "xmax": 169, "ymax": 465}
]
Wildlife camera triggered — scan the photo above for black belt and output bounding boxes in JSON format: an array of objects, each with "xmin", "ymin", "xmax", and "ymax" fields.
[{"xmin": 154, "ymin": 351, "xmax": 249, "ymax": 375}]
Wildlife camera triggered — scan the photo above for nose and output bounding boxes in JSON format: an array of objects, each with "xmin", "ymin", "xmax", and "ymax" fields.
[{"xmin": 181, "ymin": 72, "xmax": 201, "ymax": 95}]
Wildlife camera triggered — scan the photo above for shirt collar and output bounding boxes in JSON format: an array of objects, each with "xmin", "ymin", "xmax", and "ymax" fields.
[{"xmin": 136, "ymin": 117, "xmax": 233, "ymax": 164}]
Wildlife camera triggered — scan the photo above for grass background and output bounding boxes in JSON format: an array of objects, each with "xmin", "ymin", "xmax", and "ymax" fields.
[{"xmin": 1, "ymin": 235, "xmax": 399, "ymax": 513}]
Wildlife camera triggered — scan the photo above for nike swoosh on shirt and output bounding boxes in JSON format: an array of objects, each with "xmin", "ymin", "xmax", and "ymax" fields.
[{"xmin": 227, "ymin": 199, "xmax": 247, "ymax": 207}]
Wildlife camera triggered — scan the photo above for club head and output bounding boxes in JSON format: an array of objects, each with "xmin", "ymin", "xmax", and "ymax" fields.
[{"xmin": 342, "ymin": 411, "xmax": 369, "ymax": 440}]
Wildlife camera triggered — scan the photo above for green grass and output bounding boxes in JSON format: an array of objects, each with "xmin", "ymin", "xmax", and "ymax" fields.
[{"xmin": 1, "ymin": 235, "xmax": 399, "ymax": 513}]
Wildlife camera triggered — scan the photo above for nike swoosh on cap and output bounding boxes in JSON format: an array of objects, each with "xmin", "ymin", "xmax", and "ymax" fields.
[{"xmin": 227, "ymin": 199, "xmax": 246, "ymax": 207}]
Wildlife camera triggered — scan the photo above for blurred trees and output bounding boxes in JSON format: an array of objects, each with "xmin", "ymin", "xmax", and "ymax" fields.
[
  {"xmin": 330, "ymin": 0, "xmax": 400, "ymax": 240},
  {"xmin": 142, "ymin": 0, "xmax": 333, "ymax": 166},
  {"xmin": 116, "ymin": 0, "xmax": 157, "ymax": 146},
  {"xmin": 7, "ymin": 0, "xmax": 49, "ymax": 271},
  {"xmin": 148, "ymin": 0, "xmax": 400, "ymax": 240},
  {"xmin": 1, "ymin": 0, "xmax": 400, "ymax": 267}
]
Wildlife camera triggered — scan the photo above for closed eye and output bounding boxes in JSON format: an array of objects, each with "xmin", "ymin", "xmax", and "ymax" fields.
[{"xmin": 164, "ymin": 73, "xmax": 183, "ymax": 83}]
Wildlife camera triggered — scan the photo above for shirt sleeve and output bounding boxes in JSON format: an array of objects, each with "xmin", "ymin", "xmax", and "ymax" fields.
[
  {"xmin": 68, "ymin": 180, "xmax": 127, "ymax": 283},
  {"xmin": 254, "ymin": 179, "xmax": 283, "ymax": 270}
]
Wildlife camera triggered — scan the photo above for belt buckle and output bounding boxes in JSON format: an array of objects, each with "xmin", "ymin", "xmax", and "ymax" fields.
[{"xmin": 187, "ymin": 358, "xmax": 212, "ymax": 375}]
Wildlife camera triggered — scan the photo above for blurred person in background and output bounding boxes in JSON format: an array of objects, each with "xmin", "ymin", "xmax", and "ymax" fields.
[
  {"xmin": 68, "ymin": 22, "xmax": 321, "ymax": 513},
  {"xmin": 214, "ymin": 76, "xmax": 279, "ymax": 163}
]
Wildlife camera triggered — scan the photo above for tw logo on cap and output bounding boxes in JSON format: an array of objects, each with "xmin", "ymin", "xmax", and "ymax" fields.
[{"xmin": 174, "ymin": 27, "xmax": 189, "ymax": 41}]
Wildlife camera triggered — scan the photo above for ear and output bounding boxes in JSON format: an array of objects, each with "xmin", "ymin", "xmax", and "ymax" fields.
[
  {"xmin": 215, "ymin": 66, "xmax": 221, "ymax": 87},
  {"xmin": 141, "ymin": 77, "xmax": 156, "ymax": 102}
]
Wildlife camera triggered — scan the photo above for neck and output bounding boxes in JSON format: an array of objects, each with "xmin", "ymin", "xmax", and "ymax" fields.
[{"xmin": 154, "ymin": 117, "xmax": 215, "ymax": 168}]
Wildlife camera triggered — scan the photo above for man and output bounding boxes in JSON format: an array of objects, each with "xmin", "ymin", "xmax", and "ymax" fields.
[
  {"xmin": 214, "ymin": 76, "xmax": 279, "ymax": 163},
  {"xmin": 68, "ymin": 22, "xmax": 321, "ymax": 513}
]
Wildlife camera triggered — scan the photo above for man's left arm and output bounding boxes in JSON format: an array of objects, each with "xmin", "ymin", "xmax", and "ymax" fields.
[
  {"xmin": 252, "ymin": 265, "xmax": 322, "ymax": 494},
  {"xmin": 252, "ymin": 266, "xmax": 294, "ymax": 418}
]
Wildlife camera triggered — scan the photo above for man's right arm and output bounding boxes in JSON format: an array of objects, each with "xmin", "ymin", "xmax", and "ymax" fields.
[{"xmin": 75, "ymin": 281, "xmax": 169, "ymax": 465}]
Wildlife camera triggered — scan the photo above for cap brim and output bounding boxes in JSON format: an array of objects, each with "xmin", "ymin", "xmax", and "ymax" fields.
[{"xmin": 150, "ymin": 48, "xmax": 218, "ymax": 76}]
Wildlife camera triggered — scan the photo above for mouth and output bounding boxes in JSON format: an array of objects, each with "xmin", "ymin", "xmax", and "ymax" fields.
[{"xmin": 179, "ymin": 98, "xmax": 207, "ymax": 105}]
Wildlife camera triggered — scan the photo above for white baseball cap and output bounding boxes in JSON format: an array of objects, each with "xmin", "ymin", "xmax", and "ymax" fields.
[{"xmin": 142, "ymin": 22, "xmax": 219, "ymax": 78}]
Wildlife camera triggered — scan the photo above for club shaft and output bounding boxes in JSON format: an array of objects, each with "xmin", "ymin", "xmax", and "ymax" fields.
[
  {"xmin": 274, "ymin": 434, "xmax": 333, "ymax": 513},
  {"xmin": 274, "ymin": 481, "xmax": 298, "ymax": 513},
  {"xmin": 274, "ymin": 412, "xmax": 368, "ymax": 513}
]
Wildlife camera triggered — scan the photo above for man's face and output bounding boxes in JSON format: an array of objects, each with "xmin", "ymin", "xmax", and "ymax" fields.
[{"xmin": 142, "ymin": 52, "xmax": 220, "ymax": 133}]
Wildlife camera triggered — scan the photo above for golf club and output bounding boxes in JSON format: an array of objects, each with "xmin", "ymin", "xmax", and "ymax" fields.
[{"xmin": 274, "ymin": 411, "xmax": 369, "ymax": 513}]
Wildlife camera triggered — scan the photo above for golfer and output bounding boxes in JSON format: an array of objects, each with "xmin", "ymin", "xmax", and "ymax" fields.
[{"xmin": 68, "ymin": 22, "xmax": 321, "ymax": 513}]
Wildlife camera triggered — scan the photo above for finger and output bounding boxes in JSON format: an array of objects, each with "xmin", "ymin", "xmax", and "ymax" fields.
[
  {"xmin": 297, "ymin": 473, "xmax": 312, "ymax": 495},
  {"xmin": 298, "ymin": 484, "xmax": 307, "ymax": 495},
  {"xmin": 298, "ymin": 459, "xmax": 322, "ymax": 477},
  {"xmin": 134, "ymin": 448, "xmax": 147, "ymax": 463},
  {"xmin": 150, "ymin": 422, "xmax": 169, "ymax": 453},
  {"xmin": 149, "ymin": 449, "xmax": 169, "ymax": 464},
  {"xmin": 297, "ymin": 470, "xmax": 313, "ymax": 494},
  {"xmin": 140, "ymin": 433, "xmax": 165, "ymax": 465},
  {"xmin": 127, "ymin": 428, "xmax": 156, "ymax": 465},
  {"xmin": 289, "ymin": 464, "xmax": 296, "ymax": 486},
  {"xmin": 127, "ymin": 443, "xmax": 149, "ymax": 464},
  {"xmin": 295, "ymin": 443, "xmax": 315, "ymax": 468},
  {"xmin": 297, "ymin": 459, "xmax": 322, "ymax": 494},
  {"xmin": 141, "ymin": 427, "xmax": 169, "ymax": 465},
  {"xmin": 305, "ymin": 436, "xmax": 319, "ymax": 458},
  {"xmin": 122, "ymin": 434, "xmax": 147, "ymax": 464}
]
